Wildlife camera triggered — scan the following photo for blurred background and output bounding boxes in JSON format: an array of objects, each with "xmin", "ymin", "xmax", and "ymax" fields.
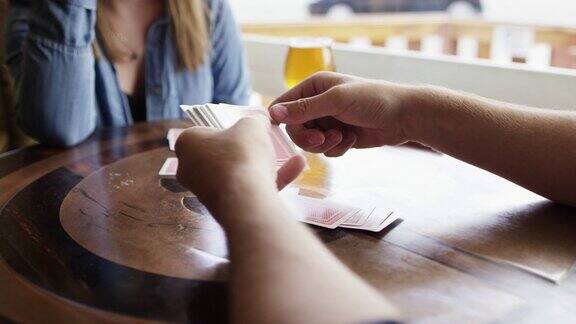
[
  {"xmin": 230, "ymin": 0, "xmax": 576, "ymax": 70},
  {"xmin": 231, "ymin": 0, "xmax": 575, "ymax": 26},
  {"xmin": 2, "ymin": 0, "xmax": 575, "ymax": 154}
]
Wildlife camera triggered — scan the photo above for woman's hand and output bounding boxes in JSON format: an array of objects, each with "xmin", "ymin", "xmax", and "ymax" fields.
[
  {"xmin": 175, "ymin": 117, "xmax": 305, "ymax": 214},
  {"xmin": 269, "ymin": 72, "xmax": 418, "ymax": 157}
]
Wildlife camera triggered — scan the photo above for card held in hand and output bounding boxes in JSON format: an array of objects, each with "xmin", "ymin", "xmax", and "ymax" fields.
[{"xmin": 181, "ymin": 104, "xmax": 298, "ymax": 165}]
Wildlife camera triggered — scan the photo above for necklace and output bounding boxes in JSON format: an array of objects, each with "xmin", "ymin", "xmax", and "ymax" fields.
[{"xmin": 110, "ymin": 31, "xmax": 140, "ymax": 62}]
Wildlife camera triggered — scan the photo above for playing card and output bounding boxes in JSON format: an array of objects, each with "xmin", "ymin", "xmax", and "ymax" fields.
[
  {"xmin": 210, "ymin": 104, "xmax": 270, "ymax": 127},
  {"xmin": 280, "ymin": 191, "xmax": 360, "ymax": 229},
  {"xmin": 195, "ymin": 108, "xmax": 212, "ymax": 127},
  {"xmin": 270, "ymin": 126, "xmax": 296, "ymax": 162},
  {"xmin": 372, "ymin": 212, "xmax": 399, "ymax": 232},
  {"xmin": 181, "ymin": 104, "xmax": 298, "ymax": 165},
  {"xmin": 167, "ymin": 128, "xmax": 185, "ymax": 151},
  {"xmin": 341, "ymin": 210, "xmax": 397, "ymax": 232},
  {"xmin": 325, "ymin": 191, "xmax": 398, "ymax": 232},
  {"xmin": 159, "ymin": 158, "xmax": 179, "ymax": 177},
  {"xmin": 341, "ymin": 206, "xmax": 373, "ymax": 227}
]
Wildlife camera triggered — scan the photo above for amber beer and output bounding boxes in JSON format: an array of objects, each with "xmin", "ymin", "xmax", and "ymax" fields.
[{"xmin": 284, "ymin": 38, "xmax": 335, "ymax": 89}]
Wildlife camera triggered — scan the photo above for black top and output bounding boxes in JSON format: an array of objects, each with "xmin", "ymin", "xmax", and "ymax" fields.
[{"xmin": 126, "ymin": 93, "xmax": 147, "ymax": 122}]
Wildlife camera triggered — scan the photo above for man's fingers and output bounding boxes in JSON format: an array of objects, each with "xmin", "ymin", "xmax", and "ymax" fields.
[
  {"xmin": 306, "ymin": 128, "xmax": 343, "ymax": 154},
  {"xmin": 270, "ymin": 87, "xmax": 345, "ymax": 125},
  {"xmin": 187, "ymin": 126, "xmax": 219, "ymax": 135},
  {"xmin": 232, "ymin": 116, "xmax": 269, "ymax": 132},
  {"xmin": 277, "ymin": 155, "xmax": 306, "ymax": 190},
  {"xmin": 325, "ymin": 129, "xmax": 357, "ymax": 157},
  {"xmin": 286, "ymin": 124, "xmax": 326, "ymax": 149},
  {"xmin": 175, "ymin": 126, "xmax": 219, "ymax": 153},
  {"xmin": 270, "ymin": 71, "xmax": 346, "ymax": 108},
  {"xmin": 227, "ymin": 117, "xmax": 272, "ymax": 145}
]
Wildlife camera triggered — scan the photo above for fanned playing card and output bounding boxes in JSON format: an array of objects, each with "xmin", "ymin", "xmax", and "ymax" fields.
[{"xmin": 181, "ymin": 104, "xmax": 298, "ymax": 166}]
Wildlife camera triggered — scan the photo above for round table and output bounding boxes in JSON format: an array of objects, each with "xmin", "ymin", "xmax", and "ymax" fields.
[{"xmin": 1, "ymin": 122, "xmax": 576, "ymax": 323}]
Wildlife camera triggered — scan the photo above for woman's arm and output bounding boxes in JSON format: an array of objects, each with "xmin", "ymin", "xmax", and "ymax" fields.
[
  {"xmin": 209, "ymin": 0, "xmax": 251, "ymax": 105},
  {"xmin": 5, "ymin": 0, "xmax": 98, "ymax": 147}
]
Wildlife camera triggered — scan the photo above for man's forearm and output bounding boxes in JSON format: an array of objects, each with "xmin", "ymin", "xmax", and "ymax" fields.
[
  {"xmin": 208, "ymin": 178, "xmax": 398, "ymax": 323},
  {"xmin": 406, "ymin": 86, "xmax": 576, "ymax": 205}
]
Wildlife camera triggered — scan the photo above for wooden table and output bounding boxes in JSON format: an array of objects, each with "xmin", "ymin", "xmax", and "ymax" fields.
[{"xmin": 1, "ymin": 121, "xmax": 576, "ymax": 323}]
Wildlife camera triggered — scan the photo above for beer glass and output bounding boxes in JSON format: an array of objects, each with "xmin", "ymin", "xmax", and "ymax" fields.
[
  {"xmin": 284, "ymin": 38, "xmax": 335, "ymax": 89},
  {"xmin": 283, "ymin": 38, "xmax": 334, "ymax": 195}
]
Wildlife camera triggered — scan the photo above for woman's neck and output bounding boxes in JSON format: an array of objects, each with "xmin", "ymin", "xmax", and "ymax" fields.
[
  {"xmin": 100, "ymin": 0, "xmax": 164, "ymax": 58},
  {"xmin": 103, "ymin": 0, "xmax": 164, "ymax": 27},
  {"xmin": 100, "ymin": 0, "xmax": 164, "ymax": 96},
  {"xmin": 105, "ymin": 0, "xmax": 164, "ymax": 15}
]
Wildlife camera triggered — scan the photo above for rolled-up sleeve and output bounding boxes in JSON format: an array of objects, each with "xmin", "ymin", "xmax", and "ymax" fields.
[
  {"xmin": 210, "ymin": 0, "xmax": 251, "ymax": 106},
  {"xmin": 6, "ymin": 0, "xmax": 98, "ymax": 147}
]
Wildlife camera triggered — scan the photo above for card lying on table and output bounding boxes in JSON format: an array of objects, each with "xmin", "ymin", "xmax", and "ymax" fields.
[
  {"xmin": 181, "ymin": 104, "xmax": 298, "ymax": 166},
  {"xmin": 159, "ymin": 157, "xmax": 179, "ymax": 177},
  {"xmin": 281, "ymin": 192, "xmax": 359, "ymax": 229},
  {"xmin": 167, "ymin": 128, "xmax": 185, "ymax": 151},
  {"xmin": 339, "ymin": 207, "xmax": 398, "ymax": 233},
  {"xmin": 280, "ymin": 189, "xmax": 399, "ymax": 232}
]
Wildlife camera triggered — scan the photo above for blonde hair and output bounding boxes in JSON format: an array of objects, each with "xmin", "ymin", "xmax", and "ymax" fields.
[{"xmin": 96, "ymin": 0, "xmax": 210, "ymax": 71}]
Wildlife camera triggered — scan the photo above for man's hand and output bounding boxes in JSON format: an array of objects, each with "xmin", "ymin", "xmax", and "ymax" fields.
[
  {"xmin": 175, "ymin": 121, "xmax": 399, "ymax": 324},
  {"xmin": 269, "ymin": 72, "xmax": 417, "ymax": 157},
  {"xmin": 175, "ymin": 117, "xmax": 305, "ymax": 213}
]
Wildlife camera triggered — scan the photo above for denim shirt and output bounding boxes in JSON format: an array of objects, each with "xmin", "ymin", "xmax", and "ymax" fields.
[{"xmin": 5, "ymin": 0, "xmax": 250, "ymax": 147}]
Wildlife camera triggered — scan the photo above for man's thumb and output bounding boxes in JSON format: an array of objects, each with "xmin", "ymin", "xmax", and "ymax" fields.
[{"xmin": 269, "ymin": 91, "xmax": 336, "ymax": 125}]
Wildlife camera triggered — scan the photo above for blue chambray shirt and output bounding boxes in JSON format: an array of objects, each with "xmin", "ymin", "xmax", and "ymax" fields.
[{"xmin": 5, "ymin": 0, "xmax": 250, "ymax": 147}]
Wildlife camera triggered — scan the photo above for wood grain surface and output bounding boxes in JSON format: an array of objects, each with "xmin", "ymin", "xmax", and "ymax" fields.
[{"xmin": 1, "ymin": 122, "xmax": 576, "ymax": 323}]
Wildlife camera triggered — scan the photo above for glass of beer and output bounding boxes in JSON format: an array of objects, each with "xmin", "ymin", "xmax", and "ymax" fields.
[
  {"xmin": 283, "ymin": 38, "xmax": 335, "ymax": 195},
  {"xmin": 284, "ymin": 37, "xmax": 335, "ymax": 89}
]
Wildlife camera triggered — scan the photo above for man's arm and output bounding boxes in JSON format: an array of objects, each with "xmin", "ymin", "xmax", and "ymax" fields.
[
  {"xmin": 269, "ymin": 72, "xmax": 576, "ymax": 207},
  {"xmin": 408, "ymin": 86, "xmax": 576, "ymax": 206},
  {"xmin": 175, "ymin": 119, "xmax": 399, "ymax": 324},
  {"xmin": 214, "ymin": 175, "xmax": 397, "ymax": 324}
]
